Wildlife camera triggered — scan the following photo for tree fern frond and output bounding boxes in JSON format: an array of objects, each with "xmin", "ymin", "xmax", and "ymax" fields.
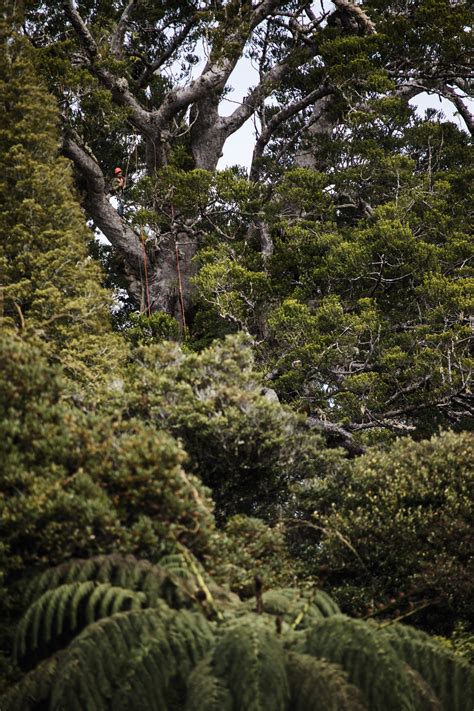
[
  {"xmin": 15, "ymin": 581, "xmax": 148, "ymax": 661},
  {"xmin": 0, "ymin": 652, "xmax": 63, "ymax": 711},
  {"xmin": 286, "ymin": 651, "xmax": 367, "ymax": 711},
  {"xmin": 302, "ymin": 615, "xmax": 418, "ymax": 711},
  {"xmin": 110, "ymin": 609, "xmax": 215, "ymax": 711},
  {"xmin": 242, "ymin": 587, "xmax": 339, "ymax": 630},
  {"xmin": 209, "ymin": 622, "xmax": 290, "ymax": 711},
  {"xmin": 403, "ymin": 664, "xmax": 443, "ymax": 711},
  {"xmin": 50, "ymin": 608, "xmax": 167, "ymax": 711},
  {"xmin": 166, "ymin": 609, "xmax": 216, "ymax": 670},
  {"xmin": 49, "ymin": 605, "xmax": 214, "ymax": 711},
  {"xmin": 25, "ymin": 557, "xmax": 102, "ymax": 604},
  {"xmin": 159, "ymin": 553, "xmax": 195, "ymax": 577},
  {"xmin": 24, "ymin": 555, "xmax": 165, "ymax": 603},
  {"xmin": 185, "ymin": 656, "xmax": 233, "ymax": 711},
  {"xmin": 15, "ymin": 583, "xmax": 88, "ymax": 659},
  {"xmin": 381, "ymin": 624, "xmax": 474, "ymax": 711}
]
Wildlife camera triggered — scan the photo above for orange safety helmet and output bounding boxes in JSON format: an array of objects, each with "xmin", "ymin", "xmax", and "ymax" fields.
[{"xmin": 114, "ymin": 167, "xmax": 123, "ymax": 174}]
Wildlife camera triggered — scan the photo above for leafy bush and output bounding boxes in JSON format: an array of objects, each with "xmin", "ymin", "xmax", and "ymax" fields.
[
  {"xmin": 2, "ymin": 553, "xmax": 473, "ymax": 710},
  {"xmin": 293, "ymin": 430, "xmax": 474, "ymax": 632}
]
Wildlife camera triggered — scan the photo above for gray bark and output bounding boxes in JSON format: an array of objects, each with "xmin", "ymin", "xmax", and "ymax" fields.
[{"xmin": 59, "ymin": 0, "xmax": 469, "ymax": 330}]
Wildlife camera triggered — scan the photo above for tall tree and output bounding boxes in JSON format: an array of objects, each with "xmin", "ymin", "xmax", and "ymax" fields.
[
  {"xmin": 0, "ymin": 25, "xmax": 124, "ymax": 388},
  {"xmin": 19, "ymin": 0, "xmax": 472, "ymax": 328}
]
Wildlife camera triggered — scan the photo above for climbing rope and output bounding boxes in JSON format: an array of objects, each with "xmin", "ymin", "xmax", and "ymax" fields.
[
  {"xmin": 140, "ymin": 230, "xmax": 152, "ymax": 317},
  {"xmin": 171, "ymin": 204, "xmax": 188, "ymax": 339}
]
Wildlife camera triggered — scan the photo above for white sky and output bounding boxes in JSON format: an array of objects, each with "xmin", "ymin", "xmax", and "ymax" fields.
[
  {"xmin": 162, "ymin": 1, "xmax": 472, "ymax": 172},
  {"xmin": 214, "ymin": 56, "xmax": 472, "ymax": 170}
]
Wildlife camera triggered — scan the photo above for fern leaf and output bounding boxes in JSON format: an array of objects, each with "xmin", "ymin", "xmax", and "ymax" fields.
[
  {"xmin": 85, "ymin": 582, "xmax": 113, "ymax": 624},
  {"xmin": 403, "ymin": 664, "xmax": 443, "ymax": 710},
  {"xmin": 242, "ymin": 587, "xmax": 339, "ymax": 630},
  {"xmin": 286, "ymin": 651, "xmax": 367, "ymax": 710},
  {"xmin": 185, "ymin": 656, "xmax": 233, "ymax": 711},
  {"xmin": 50, "ymin": 604, "xmax": 213, "ymax": 711},
  {"xmin": 110, "ymin": 609, "xmax": 214, "ymax": 711},
  {"xmin": 23, "ymin": 553, "xmax": 206, "ymax": 620},
  {"xmin": 382, "ymin": 624, "xmax": 474, "ymax": 711},
  {"xmin": 0, "ymin": 652, "xmax": 63, "ymax": 711},
  {"xmin": 15, "ymin": 585, "xmax": 75, "ymax": 659},
  {"xmin": 302, "ymin": 615, "xmax": 419, "ymax": 711},
  {"xmin": 205, "ymin": 622, "xmax": 289, "ymax": 711},
  {"xmin": 15, "ymin": 580, "xmax": 150, "ymax": 663}
]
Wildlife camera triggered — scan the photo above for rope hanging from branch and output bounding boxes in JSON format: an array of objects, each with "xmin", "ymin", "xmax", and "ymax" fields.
[
  {"xmin": 171, "ymin": 204, "xmax": 188, "ymax": 339},
  {"xmin": 140, "ymin": 230, "xmax": 152, "ymax": 317}
]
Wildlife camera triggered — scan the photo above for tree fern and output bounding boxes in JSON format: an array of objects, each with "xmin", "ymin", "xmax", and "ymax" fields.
[
  {"xmin": 185, "ymin": 657, "xmax": 233, "ymax": 710},
  {"xmin": 285, "ymin": 652, "xmax": 367, "ymax": 711},
  {"xmin": 25, "ymin": 555, "xmax": 167, "ymax": 605},
  {"xmin": 300, "ymin": 615, "xmax": 419, "ymax": 711},
  {"xmin": 49, "ymin": 606, "xmax": 214, "ymax": 711},
  {"xmin": 5, "ymin": 555, "xmax": 474, "ymax": 710},
  {"xmin": 381, "ymin": 624, "xmax": 474, "ymax": 711},
  {"xmin": 243, "ymin": 587, "xmax": 340, "ymax": 629},
  {"xmin": 402, "ymin": 664, "xmax": 442, "ymax": 711},
  {"xmin": 186, "ymin": 622, "xmax": 290, "ymax": 711},
  {"xmin": 24, "ymin": 553, "xmax": 210, "ymax": 610},
  {"xmin": 15, "ymin": 581, "xmax": 147, "ymax": 660},
  {"xmin": 0, "ymin": 652, "xmax": 63, "ymax": 711}
]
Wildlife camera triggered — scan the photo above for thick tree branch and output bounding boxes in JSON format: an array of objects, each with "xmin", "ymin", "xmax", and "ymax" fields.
[
  {"xmin": 136, "ymin": 17, "xmax": 197, "ymax": 87},
  {"xmin": 250, "ymin": 86, "xmax": 332, "ymax": 179},
  {"xmin": 62, "ymin": 134, "xmax": 142, "ymax": 261},
  {"xmin": 307, "ymin": 416, "xmax": 366, "ymax": 456},
  {"xmin": 332, "ymin": 0, "xmax": 376, "ymax": 35},
  {"xmin": 152, "ymin": 0, "xmax": 284, "ymax": 130},
  {"xmin": 222, "ymin": 50, "xmax": 314, "ymax": 137},
  {"xmin": 439, "ymin": 84, "xmax": 474, "ymax": 136},
  {"xmin": 64, "ymin": 0, "xmax": 98, "ymax": 56},
  {"xmin": 64, "ymin": 1, "xmax": 153, "ymax": 137},
  {"xmin": 110, "ymin": 0, "xmax": 137, "ymax": 58}
]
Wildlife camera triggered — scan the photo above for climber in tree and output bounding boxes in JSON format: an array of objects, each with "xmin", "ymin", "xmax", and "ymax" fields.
[{"xmin": 112, "ymin": 167, "xmax": 125, "ymax": 216}]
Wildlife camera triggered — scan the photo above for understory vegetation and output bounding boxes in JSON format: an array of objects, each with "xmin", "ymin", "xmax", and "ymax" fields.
[{"xmin": 1, "ymin": 0, "xmax": 473, "ymax": 707}]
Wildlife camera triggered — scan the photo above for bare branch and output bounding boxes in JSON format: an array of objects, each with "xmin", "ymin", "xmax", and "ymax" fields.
[
  {"xmin": 332, "ymin": 0, "xmax": 376, "ymax": 35},
  {"xmin": 136, "ymin": 17, "xmax": 197, "ymax": 87},
  {"xmin": 222, "ymin": 47, "xmax": 319, "ymax": 143},
  {"xmin": 110, "ymin": 0, "xmax": 137, "ymax": 58},
  {"xmin": 63, "ymin": 0, "xmax": 98, "ymax": 57},
  {"xmin": 307, "ymin": 416, "xmax": 366, "ymax": 456},
  {"xmin": 63, "ymin": 1, "xmax": 153, "ymax": 136},
  {"xmin": 440, "ymin": 84, "xmax": 474, "ymax": 135},
  {"xmin": 250, "ymin": 86, "xmax": 332, "ymax": 179}
]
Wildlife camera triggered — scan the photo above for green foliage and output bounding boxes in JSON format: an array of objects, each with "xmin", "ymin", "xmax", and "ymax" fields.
[
  {"xmin": 0, "ymin": 333, "xmax": 217, "ymax": 574},
  {"xmin": 15, "ymin": 581, "xmax": 147, "ymax": 659},
  {"xmin": 292, "ymin": 430, "xmax": 474, "ymax": 630},
  {"xmin": 195, "ymin": 246, "xmax": 268, "ymax": 333},
  {"xmin": 380, "ymin": 624, "xmax": 474, "ymax": 711},
  {"xmin": 4, "ymin": 555, "xmax": 474, "ymax": 710},
  {"xmin": 49, "ymin": 607, "xmax": 214, "ymax": 711},
  {"xmin": 0, "ymin": 653, "xmax": 64, "ymax": 711},
  {"xmin": 125, "ymin": 334, "xmax": 342, "ymax": 517},
  {"xmin": 249, "ymin": 588, "xmax": 340, "ymax": 630},
  {"xmin": 124, "ymin": 312, "xmax": 181, "ymax": 345},
  {"xmin": 0, "ymin": 330, "xmax": 220, "ymax": 692},
  {"xmin": 0, "ymin": 34, "xmax": 125, "ymax": 389},
  {"xmin": 302, "ymin": 615, "xmax": 426, "ymax": 711},
  {"xmin": 213, "ymin": 517, "xmax": 300, "ymax": 596},
  {"xmin": 1, "ymin": 3, "xmax": 473, "ymax": 706},
  {"xmin": 285, "ymin": 652, "xmax": 366, "ymax": 711}
]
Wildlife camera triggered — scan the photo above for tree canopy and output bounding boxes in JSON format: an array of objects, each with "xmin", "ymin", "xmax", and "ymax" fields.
[{"xmin": 1, "ymin": 1, "xmax": 473, "ymax": 706}]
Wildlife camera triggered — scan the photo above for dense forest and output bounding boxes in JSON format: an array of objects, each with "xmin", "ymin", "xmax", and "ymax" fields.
[{"xmin": 1, "ymin": 0, "xmax": 473, "ymax": 708}]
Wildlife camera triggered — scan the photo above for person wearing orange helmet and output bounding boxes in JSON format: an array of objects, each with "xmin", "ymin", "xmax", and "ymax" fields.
[
  {"xmin": 113, "ymin": 167, "xmax": 126, "ymax": 192},
  {"xmin": 112, "ymin": 167, "xmax": 126, "ymax": 216}
]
